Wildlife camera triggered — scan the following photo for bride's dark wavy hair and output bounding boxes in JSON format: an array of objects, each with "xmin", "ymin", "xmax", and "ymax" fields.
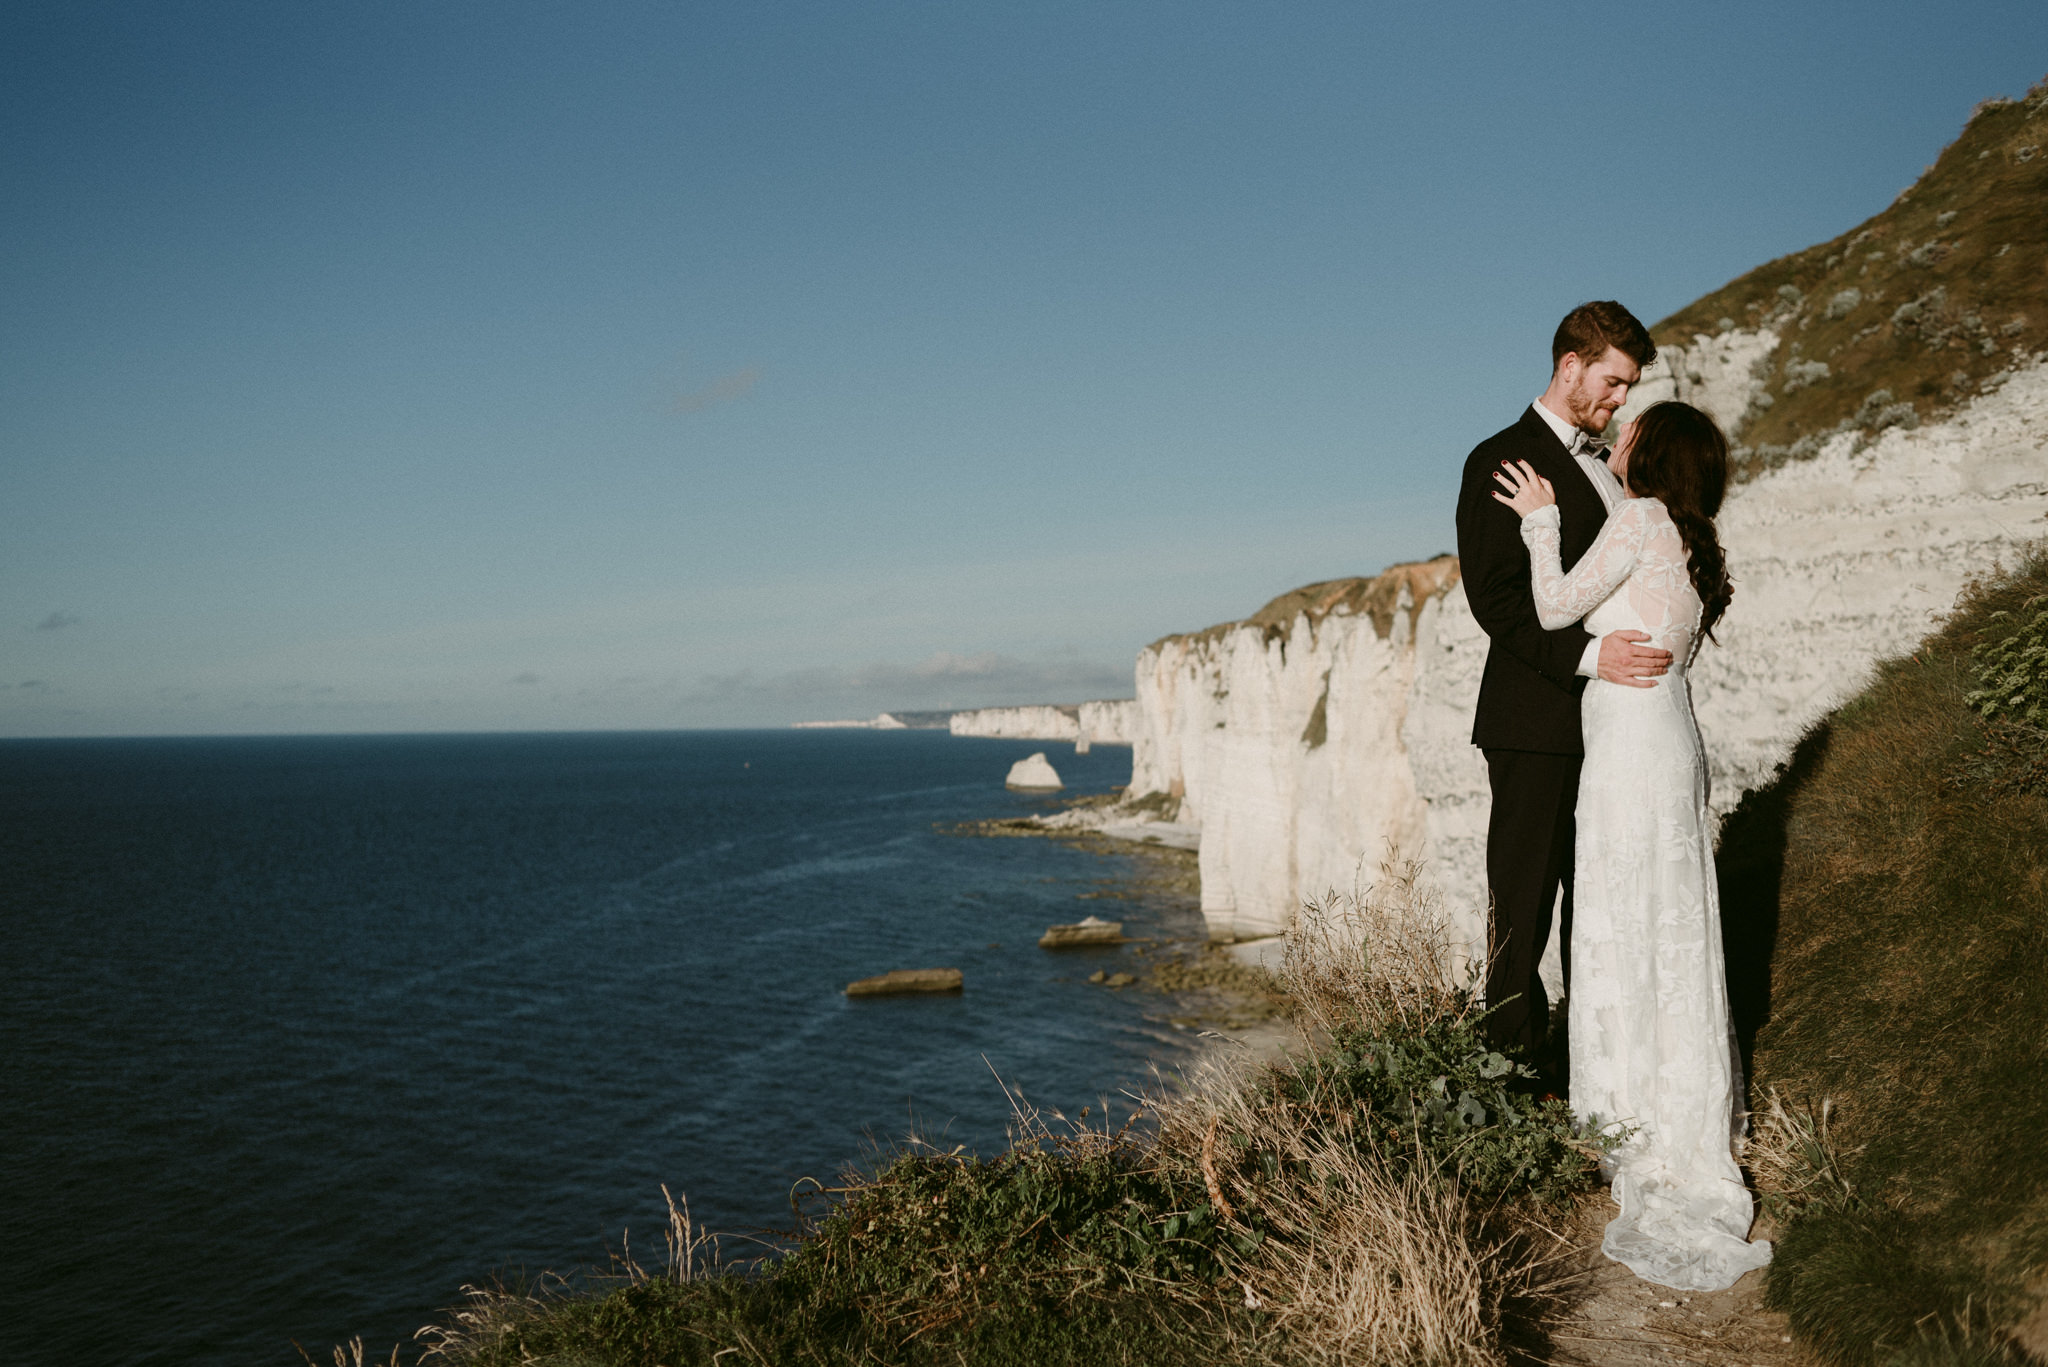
[{"xmin": 1623, "ymin": 401, "xmax": 1733, "ymax": 641}]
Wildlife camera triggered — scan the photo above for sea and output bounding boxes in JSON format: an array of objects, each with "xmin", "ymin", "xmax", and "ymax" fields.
[{"xmin": 0, "ymin": 729, "xmax": 1211, "ymax": 1365}]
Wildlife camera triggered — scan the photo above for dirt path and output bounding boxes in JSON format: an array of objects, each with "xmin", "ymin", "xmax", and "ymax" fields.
[{"xmin": 1547, "ymin": 1201, "xmax": 1803, "ymax": 1367}]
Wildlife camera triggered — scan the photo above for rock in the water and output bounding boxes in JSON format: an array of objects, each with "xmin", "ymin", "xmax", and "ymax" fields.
[
  {"xmin": 1087, "ymin": 970, "xmax": 1137, "ymax": 988},
  {"xmin": 844, "ymin": 968, "xmax": 964, "ymax": 997},
  {"xmin": 1039, "ymin": 915, "xmax": 1125, "ymax": 948},
  {"xmin": 1004, "ymin": 752, "xmax": 1063, "ymax": 790}
]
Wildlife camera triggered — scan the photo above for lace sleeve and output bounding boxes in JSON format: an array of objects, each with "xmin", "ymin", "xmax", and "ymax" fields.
[{"xmin": 1518, "ymin": 501, "xmax": 1650, "ymax": 631}]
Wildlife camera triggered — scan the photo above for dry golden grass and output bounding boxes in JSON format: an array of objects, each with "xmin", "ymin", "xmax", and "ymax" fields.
[
  {"xmin": 1138, "ymin": 855, "xmax": 1575, "ymax": 1367},
  {"xmin": 1280, "ymin": 854, "xmax": 1472, "ymax": 1041},
  {"xmin": 1744, "ymin": 1090, "xmax": 1862, "ymax": 1222}
]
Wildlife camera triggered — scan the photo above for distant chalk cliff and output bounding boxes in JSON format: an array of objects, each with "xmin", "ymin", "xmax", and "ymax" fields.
[{"xmin": 949, "ymin": 700, "xmax": 1137, "ymax": 744}]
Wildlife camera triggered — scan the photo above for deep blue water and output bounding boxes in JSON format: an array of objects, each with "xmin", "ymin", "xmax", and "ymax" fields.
[{"xmin": 0, "ymin": 730, "xmax": 1203, "ymax": 1365}]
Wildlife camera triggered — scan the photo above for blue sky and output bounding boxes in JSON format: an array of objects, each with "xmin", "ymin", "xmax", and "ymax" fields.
[{"xmin": 5, "ymin": 2, "xmax": 2045, "ymax": 735}]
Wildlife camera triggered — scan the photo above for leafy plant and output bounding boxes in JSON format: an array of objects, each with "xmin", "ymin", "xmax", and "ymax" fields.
[
  {"xmin": 1963, "ymin": 595, "xmax": 2048, "ymax": 726},
  {"xmin": 1283, "ymin": 1006, "xmax": 1611, "ymax": 1205}
]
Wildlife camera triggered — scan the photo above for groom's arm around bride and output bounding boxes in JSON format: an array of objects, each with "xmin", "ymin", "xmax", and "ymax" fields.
[{"xmin": 1453, "ymin": 300, "xmax": 1668, "ymax": 1072}]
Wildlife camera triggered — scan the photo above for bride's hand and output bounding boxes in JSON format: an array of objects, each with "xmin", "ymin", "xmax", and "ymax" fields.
[{"xmin": 1491, "ymin": 460, "xmax": 1556, "ymax": 518}]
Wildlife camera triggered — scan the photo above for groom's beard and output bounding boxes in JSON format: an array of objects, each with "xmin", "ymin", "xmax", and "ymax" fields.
[{"xmin": 1566, "ymin": 383, "xmax": 1613, "ymax": 435}]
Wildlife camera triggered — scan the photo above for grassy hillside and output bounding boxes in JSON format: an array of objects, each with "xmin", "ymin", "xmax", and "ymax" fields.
[
  {"xmin": 1655, "ymin": 76, "xmax": 2048, "ymax": 478},
  {"xmin": 1716, "ymin": 545, "xmax": 2048, "ymax": 1365}
]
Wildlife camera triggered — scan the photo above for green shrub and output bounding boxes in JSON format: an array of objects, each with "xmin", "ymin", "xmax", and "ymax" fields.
[
  {"xmin": 1282, "ymin": 1007, "xmax": 1605, "ymax": 1204},
  {"xmin": 778, "ymin": 1138, "xmax": 1236, "ymax": 1319},
  {"xmin": 1963, "ymin": 594, "xmax": 2048, "ymax": 725}
]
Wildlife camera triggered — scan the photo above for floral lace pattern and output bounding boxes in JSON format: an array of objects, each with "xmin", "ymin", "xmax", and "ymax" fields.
[{"xmin": 1520, "ymin": 500, "xmax": 1772, "ymax": 1292}]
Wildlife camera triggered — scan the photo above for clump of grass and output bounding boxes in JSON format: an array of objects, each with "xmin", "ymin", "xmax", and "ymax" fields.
[
  {"xmin": 1951, "ymin": 592, "xmax": 2048, "ymax": 794},
  {"xmin": 773, "ymin": 1108, "xmax": 1230, "ymax": 1334},
  {"xmin": 418, "ymin": 1126, "xmax": 1230, "ymax": 1366},
  {"xmin": 1156, "ymin": 1078, "xmax": 1511, "ymax": 1367},
  {"xmin": 1745, "ymin": 1090, "xmax": 1861, "ymax": 1223},
  {"xmin": 1729, "ymin": 543, "xmax": 2048, "ymax": 1367}
]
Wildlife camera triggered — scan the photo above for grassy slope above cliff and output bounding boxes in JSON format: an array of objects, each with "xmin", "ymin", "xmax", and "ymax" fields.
[
  {"xmin": 1715, "ymin": 546, "xmax": 2048, "ymax": 1364},
  {"xmin": 1657, "ymin": 76, "xmax": 2048, "ymax": 477}
]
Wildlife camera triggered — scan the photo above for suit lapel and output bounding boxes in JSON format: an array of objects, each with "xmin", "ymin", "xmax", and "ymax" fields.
[{"xmin": 1514, "ymin": 407, "xmax": 1609, "ymax": 569}]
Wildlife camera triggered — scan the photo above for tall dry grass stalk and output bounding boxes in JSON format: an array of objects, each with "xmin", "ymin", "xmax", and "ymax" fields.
[
  {"xmin": 413, "ymin": 1188, "xmax": 724, "ymax": 1364},
  {"xmin": 413, "ymin": 1278, "xmax": 561, "ymax": 1364},
  {"xmin": 297, "ymin": 1333, "xmax": 404, "ymax": 1367},
  {"xmin": 1282, "ymin": 852, "xmax": 1473, "ymax": 1042},
  {"xmin": 1155, "ymin": 1057, "xmax": 1513, "ymax": 1367}
]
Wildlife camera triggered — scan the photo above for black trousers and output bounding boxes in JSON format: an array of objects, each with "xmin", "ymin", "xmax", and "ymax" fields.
[{"xmin": 1482, "ymin": 748, "xmax": 1581, "ymax": 1061}]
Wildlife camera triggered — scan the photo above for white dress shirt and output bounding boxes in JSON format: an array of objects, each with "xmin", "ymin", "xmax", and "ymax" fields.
[{"xmin": 1528, "ymin": 400, "xmax": 1622, "ymax": 678}]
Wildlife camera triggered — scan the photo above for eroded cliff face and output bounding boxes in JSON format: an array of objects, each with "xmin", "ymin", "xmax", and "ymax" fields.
[
  {"xmin": 1130, "ymin": 561, "xmax": 1465, "ymax": 941},
  {"xmin": 1130, "ymin": 360, "xmax": 2048, "ymax": 951}
]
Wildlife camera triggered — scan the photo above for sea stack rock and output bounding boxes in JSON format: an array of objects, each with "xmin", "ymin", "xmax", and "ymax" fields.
[
  {"xmin": 1005, "ymin": 752, "xmax": 1063, "ymax": 790},
  {"xmin": 1039, "ymin": 915, "xmax": 1125, "ymax": 948},
  {"xmin": 845, "ymin": 968, "xmax": 964, "ymax": 997}
]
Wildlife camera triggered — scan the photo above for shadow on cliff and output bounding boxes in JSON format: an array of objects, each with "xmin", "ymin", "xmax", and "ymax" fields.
[{"xmin": 1714, "ymin": 721, "xmax": 1833, "ymax": 1075}]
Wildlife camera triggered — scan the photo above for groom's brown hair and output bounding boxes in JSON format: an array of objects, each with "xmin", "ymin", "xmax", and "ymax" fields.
[{"xmin": 1551, "ymin": 300, "xmax": 1656, "ymax": 372}]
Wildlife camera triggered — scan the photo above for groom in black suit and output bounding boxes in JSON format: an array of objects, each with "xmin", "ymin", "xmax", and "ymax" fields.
[{"xmin": 1455, "ymin": 300, "xmax": 1669, "ymax": 1076}]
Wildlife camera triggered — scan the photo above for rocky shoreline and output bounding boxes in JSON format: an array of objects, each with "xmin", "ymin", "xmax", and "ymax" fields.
[{"xmin": 948, "ymin": 791, "xmax": 1291, "ymax": 1055}]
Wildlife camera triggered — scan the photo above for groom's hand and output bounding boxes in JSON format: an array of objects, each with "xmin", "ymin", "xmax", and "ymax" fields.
[{"xmin": 1598, "ymin": 630, "xmax": 1672, "ymax": 688}]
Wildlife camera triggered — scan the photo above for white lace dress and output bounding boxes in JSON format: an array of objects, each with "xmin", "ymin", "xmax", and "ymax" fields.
[{"xmin": 1519, "ymin": 498, "xmax": 1772, "ymax": 1292}]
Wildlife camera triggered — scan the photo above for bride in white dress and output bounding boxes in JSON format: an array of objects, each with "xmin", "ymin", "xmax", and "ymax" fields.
[{"xmin": 1492, "ymin": 400, "xmax": 1772, "ymax": 1293}]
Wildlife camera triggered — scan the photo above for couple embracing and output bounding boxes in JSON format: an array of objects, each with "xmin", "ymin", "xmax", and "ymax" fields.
[{"xmin": 1454, "ymin": 301, "xmax": 1771, "ymax": 1292}]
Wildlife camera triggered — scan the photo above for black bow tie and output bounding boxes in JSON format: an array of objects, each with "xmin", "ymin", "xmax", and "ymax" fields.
[{"xmin": 1571, "ymin": 436, "xmax": 1610, "ymax": 461}]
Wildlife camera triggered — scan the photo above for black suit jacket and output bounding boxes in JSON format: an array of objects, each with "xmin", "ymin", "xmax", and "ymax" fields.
[{"xmin": 1455, "ymin": 405, "xmax": 1611, "ymax": 755}]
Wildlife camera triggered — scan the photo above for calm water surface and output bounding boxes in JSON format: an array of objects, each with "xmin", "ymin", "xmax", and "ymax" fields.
[{"xmin": 0, "ymin": 730, "xmax": 1204, "ymax": 1365}]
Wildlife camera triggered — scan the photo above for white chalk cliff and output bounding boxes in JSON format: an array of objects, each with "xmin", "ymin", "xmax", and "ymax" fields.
[
  {"xmin": 1121, "ymin": 356, "xmax": 2048, "ymax": 953},
  {"xmin": 950, "ymin": 699, "xmax": 1137, "ymax": 744}
]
